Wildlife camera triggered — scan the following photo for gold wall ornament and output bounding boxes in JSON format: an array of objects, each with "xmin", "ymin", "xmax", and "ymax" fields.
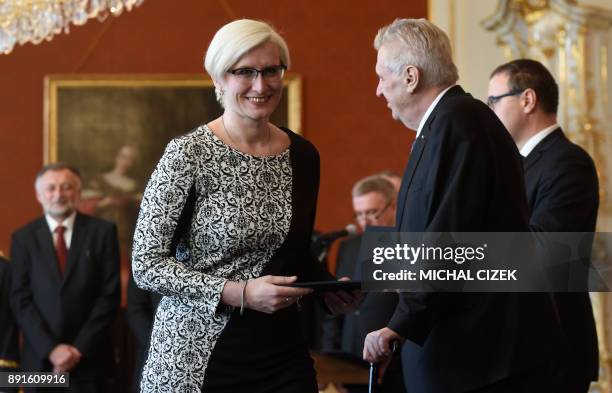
[
  {"xmin": 592, "ymin": 292, "xmax": 610, "ymax": 393},
  {"xmin": 0, "ymin": 0, "xmax": 145, "ymax": 55},
  {"xmin": 515, "ymin": 0, "xmax": 551, "ymax": 22},
  {"xmin": 0, "ymin": 359, "xmax": 19, "ymax": 369}
]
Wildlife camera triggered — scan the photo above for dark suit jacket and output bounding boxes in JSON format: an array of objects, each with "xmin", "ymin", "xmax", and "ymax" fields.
[
  {"xmin": 10, "ymin": 213, "xmax": 120, "ymax": 382},
  {"xmin": 389, "ymin": 86, "xmax": 563, "ymax": 393},
  {"xmin": 523, "ymin": 128, "xmax": 599, "ymax": 383},
  {"xmin": 0, "ymin": 256, "xmax": 19, "ymax": 391}
]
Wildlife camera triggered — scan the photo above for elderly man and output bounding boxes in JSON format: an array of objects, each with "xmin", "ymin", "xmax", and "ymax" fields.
[
  {"xmin": 363, "ymin": 19, "xmax": 563, "ymax": 393},
  {"xmin": 10, "ymin": 163, "xmax": 120, "ymax": 393},
  {"xmin": 488, "ymin": 59, "xmax": 599, "ymax": 393}
]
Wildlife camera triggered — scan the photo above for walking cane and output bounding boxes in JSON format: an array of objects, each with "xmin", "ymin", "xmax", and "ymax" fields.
[{"xmin": 368, "ymin": 340, "xmax": 400, "ymax": 393}]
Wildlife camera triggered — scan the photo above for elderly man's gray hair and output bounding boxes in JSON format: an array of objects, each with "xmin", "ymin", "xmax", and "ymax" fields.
[{"xmin": 374, "ymin": 18, "xmax": 458, "ymax": 89}]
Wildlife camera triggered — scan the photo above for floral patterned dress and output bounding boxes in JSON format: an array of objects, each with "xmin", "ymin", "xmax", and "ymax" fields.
[{"xmin": 132, "ymin": 125, "xmax": 329, "ymax": 392}]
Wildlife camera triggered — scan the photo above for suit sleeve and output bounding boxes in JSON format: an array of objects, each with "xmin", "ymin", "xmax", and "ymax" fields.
[
  {"xmin": 529, "ymin": 151, "xmax": 598, "ymax": 232},
  {"xmin": 529, "ymin": 148, "xmax": 598, "ymax": 293},
  {"xmin": 388, "ymin": 111, "xmax": 494, "ymax": 345},
  {"xmin": 10, "ymin": 233, "xmax": 58, "ymax": 359},
  {"xmin": 72, "ymin": 223, "xmax": 120, "ymax": 355}
]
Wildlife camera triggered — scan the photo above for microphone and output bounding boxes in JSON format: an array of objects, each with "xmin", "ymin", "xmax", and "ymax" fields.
[{"xmin": 314, "ymin": 224, "xmax": 358, "ymax": 245}]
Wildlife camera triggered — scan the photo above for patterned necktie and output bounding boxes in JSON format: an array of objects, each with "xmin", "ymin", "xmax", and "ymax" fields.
[{"xmin": 55, "ymin": 225, "xmax": 68, "ymax": 274}]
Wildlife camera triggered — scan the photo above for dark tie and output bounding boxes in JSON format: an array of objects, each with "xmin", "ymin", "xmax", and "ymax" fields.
[{"xmin": 55, "ymin": 226, "xmax": 68, "ymax": 274}]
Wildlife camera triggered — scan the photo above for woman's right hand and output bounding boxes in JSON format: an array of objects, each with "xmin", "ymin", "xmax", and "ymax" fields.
[{"xmin": 244, "ymin": 275, "xmax": 313, "ymax": 314}]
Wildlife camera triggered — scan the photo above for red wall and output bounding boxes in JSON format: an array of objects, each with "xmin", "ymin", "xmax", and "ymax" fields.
[{"xmin": 0, "ymin": 0, "xmax": 426, "ymax": 258}]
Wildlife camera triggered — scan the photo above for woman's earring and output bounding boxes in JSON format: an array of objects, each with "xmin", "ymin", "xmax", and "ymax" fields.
[{"xmin": 215, "ymin": 88, "xmax": 224, "ymax": 103}]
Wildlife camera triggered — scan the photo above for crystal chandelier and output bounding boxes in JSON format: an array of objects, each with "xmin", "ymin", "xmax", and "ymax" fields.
[{"xmin": 0, "ymin": 0, "xmax": 145, "ymax": 55}]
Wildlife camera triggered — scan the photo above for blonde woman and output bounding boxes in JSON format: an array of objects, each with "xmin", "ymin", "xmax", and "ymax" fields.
[{"xmin": 132, "ymin": 19, "xmax": 351, "ymax": 393}]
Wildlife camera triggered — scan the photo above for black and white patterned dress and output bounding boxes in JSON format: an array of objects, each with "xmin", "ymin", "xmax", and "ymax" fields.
[{"xmin": 132, "ymin": 125, "xmax": 330, "ymax": 392}]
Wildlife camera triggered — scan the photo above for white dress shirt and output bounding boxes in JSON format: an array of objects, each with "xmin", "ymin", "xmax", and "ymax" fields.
[
  {"xmin": 416, "ymin": 84, "xmax": 456, "ymax": 138},
  {"xmin": 45, "ymin": 211, "xmax": 76, "ymax": 249},
  {"xmin": 519, "ymin": 124, "xmax": 560, "ymax": 157}
]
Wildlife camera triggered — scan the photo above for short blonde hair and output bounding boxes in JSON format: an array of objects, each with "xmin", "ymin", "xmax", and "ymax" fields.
[
  {"xmin": 204, "ymin": 19, "xmax": 291, "ymax": 82},
  {"xmin": 374, "ymin": 18, "xmax": 458, "ymax": 89}
]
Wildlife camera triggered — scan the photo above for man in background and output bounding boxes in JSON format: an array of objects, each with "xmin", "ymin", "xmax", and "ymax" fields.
[
  {"xmin": 11, "ymin": 163, "xmax": 120, "ymax": 392},
  {"xmin": 322, "ymin": 174, "xmax": 403, "ymax": 393},
  {"xmin": 488, "ymin": 58, "xmax": 599, "ymax": 393}
]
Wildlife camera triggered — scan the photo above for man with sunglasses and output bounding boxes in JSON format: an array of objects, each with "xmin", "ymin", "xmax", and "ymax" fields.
[{"xmin": 488, "ymin": 58, "xmax": 599, "ymax": 393}]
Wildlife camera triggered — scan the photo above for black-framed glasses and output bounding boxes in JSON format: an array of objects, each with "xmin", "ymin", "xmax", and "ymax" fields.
[
  {"xmin": 354, "ymin": 201, "xmax": 392, "ymax": 222},
  {"xmin": 227, "ymin": 65, "xmax": 287, "ymax": 82},
  {"xmin": 486, "ymin": 89, "xmax": 525, "ymax": 108}
]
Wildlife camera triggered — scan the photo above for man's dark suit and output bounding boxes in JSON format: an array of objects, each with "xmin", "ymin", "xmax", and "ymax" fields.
[
  {"xmin": 10, "ymin": 212, "xmax": 120, "ymax": 391},
  {"xmin": 389, "ymin": 86, "xmax": 563, "ymax": 393},
  {"xmin": 523, "ymin": 128, "xmax": 599, "ymax": 391},
  {"xmin": 0, "ymin": 256, "xmax": 19, "ymax": 393}
]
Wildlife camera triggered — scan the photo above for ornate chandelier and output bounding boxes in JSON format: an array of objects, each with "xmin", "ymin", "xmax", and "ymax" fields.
[{"xmin": 0, "ymin": 0, "xmax": 145, "ymax": 55}]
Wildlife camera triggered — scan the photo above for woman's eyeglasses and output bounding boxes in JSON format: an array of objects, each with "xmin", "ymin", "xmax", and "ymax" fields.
[{"xmin": 227, "ymin": 65, "xmax": 287, "ymax": 83}]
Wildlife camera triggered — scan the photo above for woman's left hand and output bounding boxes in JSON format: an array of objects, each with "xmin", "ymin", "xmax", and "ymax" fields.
[{"xmin": 244, "ymin": 275, "xmax": 313, "ymax": 314}]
